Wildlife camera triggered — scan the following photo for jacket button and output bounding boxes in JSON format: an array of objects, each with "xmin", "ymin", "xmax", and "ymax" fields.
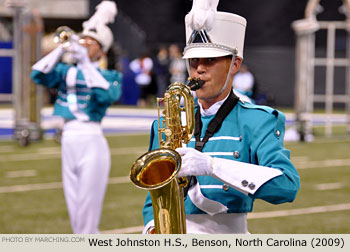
[
  {"xmin": 223, "ymin": 184, "xmax": 229, "ymax": 191},
  {"xmin": 241, "ymin": 180, "xmax": 248, "ymax": 187},
  {"xmin": 275, "ymin": 130, "xmax": 281, "ymax": 137},
  {"xmin": 233, "ymin": 151, "xmax": 240, "ymax": 158},
  {"xmin": 248, "ymin": 183, "xmax": 256, "ymax": 190}
]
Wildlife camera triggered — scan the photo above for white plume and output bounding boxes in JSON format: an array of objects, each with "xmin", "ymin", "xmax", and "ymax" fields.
[
  {"xmin": 185, "ymin": 0, "xmax": 219, "ymax": 31},
  {"xmin": 83, "ymin": 1, "xmax": 117, "ymax": 29}
]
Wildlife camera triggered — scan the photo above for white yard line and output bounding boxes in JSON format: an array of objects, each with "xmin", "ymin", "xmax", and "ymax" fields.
[
  {"xmin": 247, "ymin": 203, "xmax": 350, "ymax": 219},
  {"xmin": 295, "ymin": 159, "xmax": 350, "ymax": 169},
  {"xmin": 2, "ymin": 146, "xmax": 350, "ymax": 171},
  {"xmin": 110, "ymin": 147, "xmax": 147, "ymax": 156},
  {"xmin": 5, "ymin": 174, "xmax": 343, "ymax": 192},
  {"xmin": 1, "ymin": 152, "xmax": 61, "ymax": 162},
  {"xmin": 38, "ymin": 147, "xmax": 61, "ymax": 153},
  {"xmin": 0, "ymin": 145, "xmax": 15, "ymax": 153},
  {"xmin": 291, "ymin": 156, "xmax": 309, "ymax": 162},
  {"xmin": 314, "ymin": 182, "xmax": 345, "ymax": 191},
  {"xmin": 102, "ymin": 203, "xmax": 350, "ymax": 234},
  {"xmin": 101, "ymin": 226, "xmax": 144, "ymax": 234},
  {"xmin": 0, "ymin": 176, "xmax": 130, "ymax": 193},
  {"xmin": 0, "ymin": 181, "xmax": 63, "ymax": 193},
  {"xmin": 0, "ymin": 146, "xmax": 148, "ymax": 162},
  {"xmin": 6, "ymin": 170, "xmax": 37, "ymax": 178},
  {"xmin": 108, "ymin": 176, "xmax": 130, "ymax": 184}
]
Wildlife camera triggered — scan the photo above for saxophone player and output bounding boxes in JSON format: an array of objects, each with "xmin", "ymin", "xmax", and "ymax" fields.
[
  {"xmin": 142, "ymin": 0, "xmax": 300, "ymax": 234},
  {"xmin": 30, "ymin": 1, "xmax": 122, "ymax": 233}
]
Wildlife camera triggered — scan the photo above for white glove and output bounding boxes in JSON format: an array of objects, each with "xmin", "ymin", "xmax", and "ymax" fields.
[
  {"xmin": 68, "ymin": 41, "xmax": 89, "ymax": 64},
  {"xmin": 176, "ymin": 147, "xmax": 284, "ymax": 195},
  {"xmin": 32, "ymin": 45, "xmax": 65, "ymax": 73},
  {"xmin": 176, "ymin": 147, "xmax": 213, "ymax": 177},
  {"xmin": 68, "ymin": 40, "xmax": 109, "ymax": 90}
]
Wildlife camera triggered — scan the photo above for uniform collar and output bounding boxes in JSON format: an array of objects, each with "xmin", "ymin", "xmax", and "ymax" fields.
[
  {"xmin": 198, "ymin": 92, "xmax": 230, "ymax": 117},
  {"xmin": 77, "ymin": 61, "xmax": 99, "ymax": 69}
]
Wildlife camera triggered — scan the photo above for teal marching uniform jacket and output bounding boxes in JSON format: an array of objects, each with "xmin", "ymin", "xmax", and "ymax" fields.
[
  {"xmin": 31, "ymin": 62, "xmax": 122, "ymax": 121},
  {"xmin": 143, "ymin": 100, "xmax": 300, "ymax": 225}
]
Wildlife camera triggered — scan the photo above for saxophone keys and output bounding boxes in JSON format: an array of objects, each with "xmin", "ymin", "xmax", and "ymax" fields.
[{"xmin": 163, "ymin": 129, "xmax": 172, "ymax": 136}]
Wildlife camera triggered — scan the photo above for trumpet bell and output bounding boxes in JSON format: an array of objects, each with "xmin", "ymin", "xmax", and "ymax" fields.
[{"xmin": 53, "ymin": 26, "xmax": 74, "ymax": 46}]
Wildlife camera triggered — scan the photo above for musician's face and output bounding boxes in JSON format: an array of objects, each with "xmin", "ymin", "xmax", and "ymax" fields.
[
  {"xmin": 189, "ymin": 56, "xmax": 241, "ymax": 109},
  {"xmin": 79, "ymin": 36, "xmax": 103, "ymax": 61}
]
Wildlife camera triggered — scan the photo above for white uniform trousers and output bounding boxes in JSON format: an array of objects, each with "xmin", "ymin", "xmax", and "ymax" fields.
[{"xmin": 61, "ymin": 120, "xmax": 110, "ymax": 234}]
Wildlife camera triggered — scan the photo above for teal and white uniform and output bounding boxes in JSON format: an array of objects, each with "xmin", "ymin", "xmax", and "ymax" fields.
[
  {"xmin": 31, "ymin": 62, "xmax": 122, "ymax": 121},
  {"xmin": 31, "ymin": 46, "xmax": 122, "ymax": 234},
  {"xmin": 142, "ymin": 96, "xmax": 300, "ymax": 234}
]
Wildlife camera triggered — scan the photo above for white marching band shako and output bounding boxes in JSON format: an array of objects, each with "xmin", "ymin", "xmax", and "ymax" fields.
[{"xmin": 183, "ymin": 12, "xmax": 247, "ymax": 59}]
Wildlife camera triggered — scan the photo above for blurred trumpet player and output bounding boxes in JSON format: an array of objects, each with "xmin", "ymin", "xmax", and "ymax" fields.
[{"xmin": 30, "ymin": 1, "xmax": 122, "ymax": 234}]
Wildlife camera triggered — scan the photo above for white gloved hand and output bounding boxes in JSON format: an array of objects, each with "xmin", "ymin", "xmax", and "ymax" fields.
[
  {"xmin": 68, "ymin": 41, "xmax": 89, "ymax": 64},
  {"xmin": 176, "ymin": 147, "xmax": 213, "ymax": 177},
  {"xmin": 32, "ymin": 45, "xmax": 65, "ymax": 73}
]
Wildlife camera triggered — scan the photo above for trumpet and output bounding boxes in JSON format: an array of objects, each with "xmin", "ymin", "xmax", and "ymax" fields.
[{"xmin": 53, "ymin": 26, "xmax": 79, "ymax": 48}]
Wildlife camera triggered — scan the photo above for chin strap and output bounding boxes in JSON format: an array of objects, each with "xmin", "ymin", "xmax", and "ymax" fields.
[
  {"xmin": 185, "ymin": 56, "xmax": 235, "ymax": 100},
  {"xmin": 208, "ymin": 56, "xmax": 235, "ymax": 99}
]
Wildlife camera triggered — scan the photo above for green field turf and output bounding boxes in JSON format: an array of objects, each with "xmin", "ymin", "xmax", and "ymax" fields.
[{"xmin": 0, "ymin": 133, "xmax": 349, "ymax": 234}]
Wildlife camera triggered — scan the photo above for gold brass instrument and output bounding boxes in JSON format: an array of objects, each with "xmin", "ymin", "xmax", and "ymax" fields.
[
  {"xmin": 53, "ymin": 26, "xmax": 77, "ymax": 48},
  {"xmin": 130, "ymin": 80, "xmax": 197, "ymax": 234}
]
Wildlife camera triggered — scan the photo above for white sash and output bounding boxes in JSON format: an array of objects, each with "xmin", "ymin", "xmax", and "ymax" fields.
[
  {"xmin": 66, "ymin": 67, "xmax": 89, "ymax": 121},
  {"xmin": 188, "ymin": 182, "xmax": 228, "ymax": 216}
]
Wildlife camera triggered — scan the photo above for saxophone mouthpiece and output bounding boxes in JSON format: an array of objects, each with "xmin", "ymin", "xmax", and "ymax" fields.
[{"xmin": 187, "ymin": 77, "xmax": 205, "ymax": 91}]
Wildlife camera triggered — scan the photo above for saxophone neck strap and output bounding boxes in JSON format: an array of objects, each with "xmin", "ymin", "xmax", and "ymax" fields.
[
  {"xmin": 194, "ymin": 89, "xmax": 239, "ymax": 152},
  {"xmin": 184, "ymin": 90, "xmax": 239, "ymax": 198}
]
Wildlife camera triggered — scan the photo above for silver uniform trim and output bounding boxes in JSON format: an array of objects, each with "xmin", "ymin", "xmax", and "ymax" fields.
[
  {"xmin": 190, "ymin": 136, "xmax": 241, "ymax": 142},
  {"xmin": 205, "ymin": 152, "xmax": 234, "ymax": 156},
  {"xmin": 76, "ymin": 79, "xmax": 87, "ymax": 85},
  {"xmin": 200, "ymin": 185, "xmax": 225, "ymax": 189},
  {"xmin": 56, "ymin": 99, "xmax": 88, "ymax": 109},
  {"xmin": 58, "ymin": 91, "xmax": 91, "ymax": 101},
  {"xmin": 184, "ymin": 43, "xmax": 238, "ymax": 56}
]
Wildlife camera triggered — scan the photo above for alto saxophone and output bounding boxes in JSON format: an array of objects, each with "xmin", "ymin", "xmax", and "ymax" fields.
[{"xmin": 130, "ymin": 78, "xmax": 204, "ymax": 234}]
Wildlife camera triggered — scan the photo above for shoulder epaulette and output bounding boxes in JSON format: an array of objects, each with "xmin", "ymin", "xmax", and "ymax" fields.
[{"xmin": 238, "ymin": 101, "xmax": 276, "ymax": 114}]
